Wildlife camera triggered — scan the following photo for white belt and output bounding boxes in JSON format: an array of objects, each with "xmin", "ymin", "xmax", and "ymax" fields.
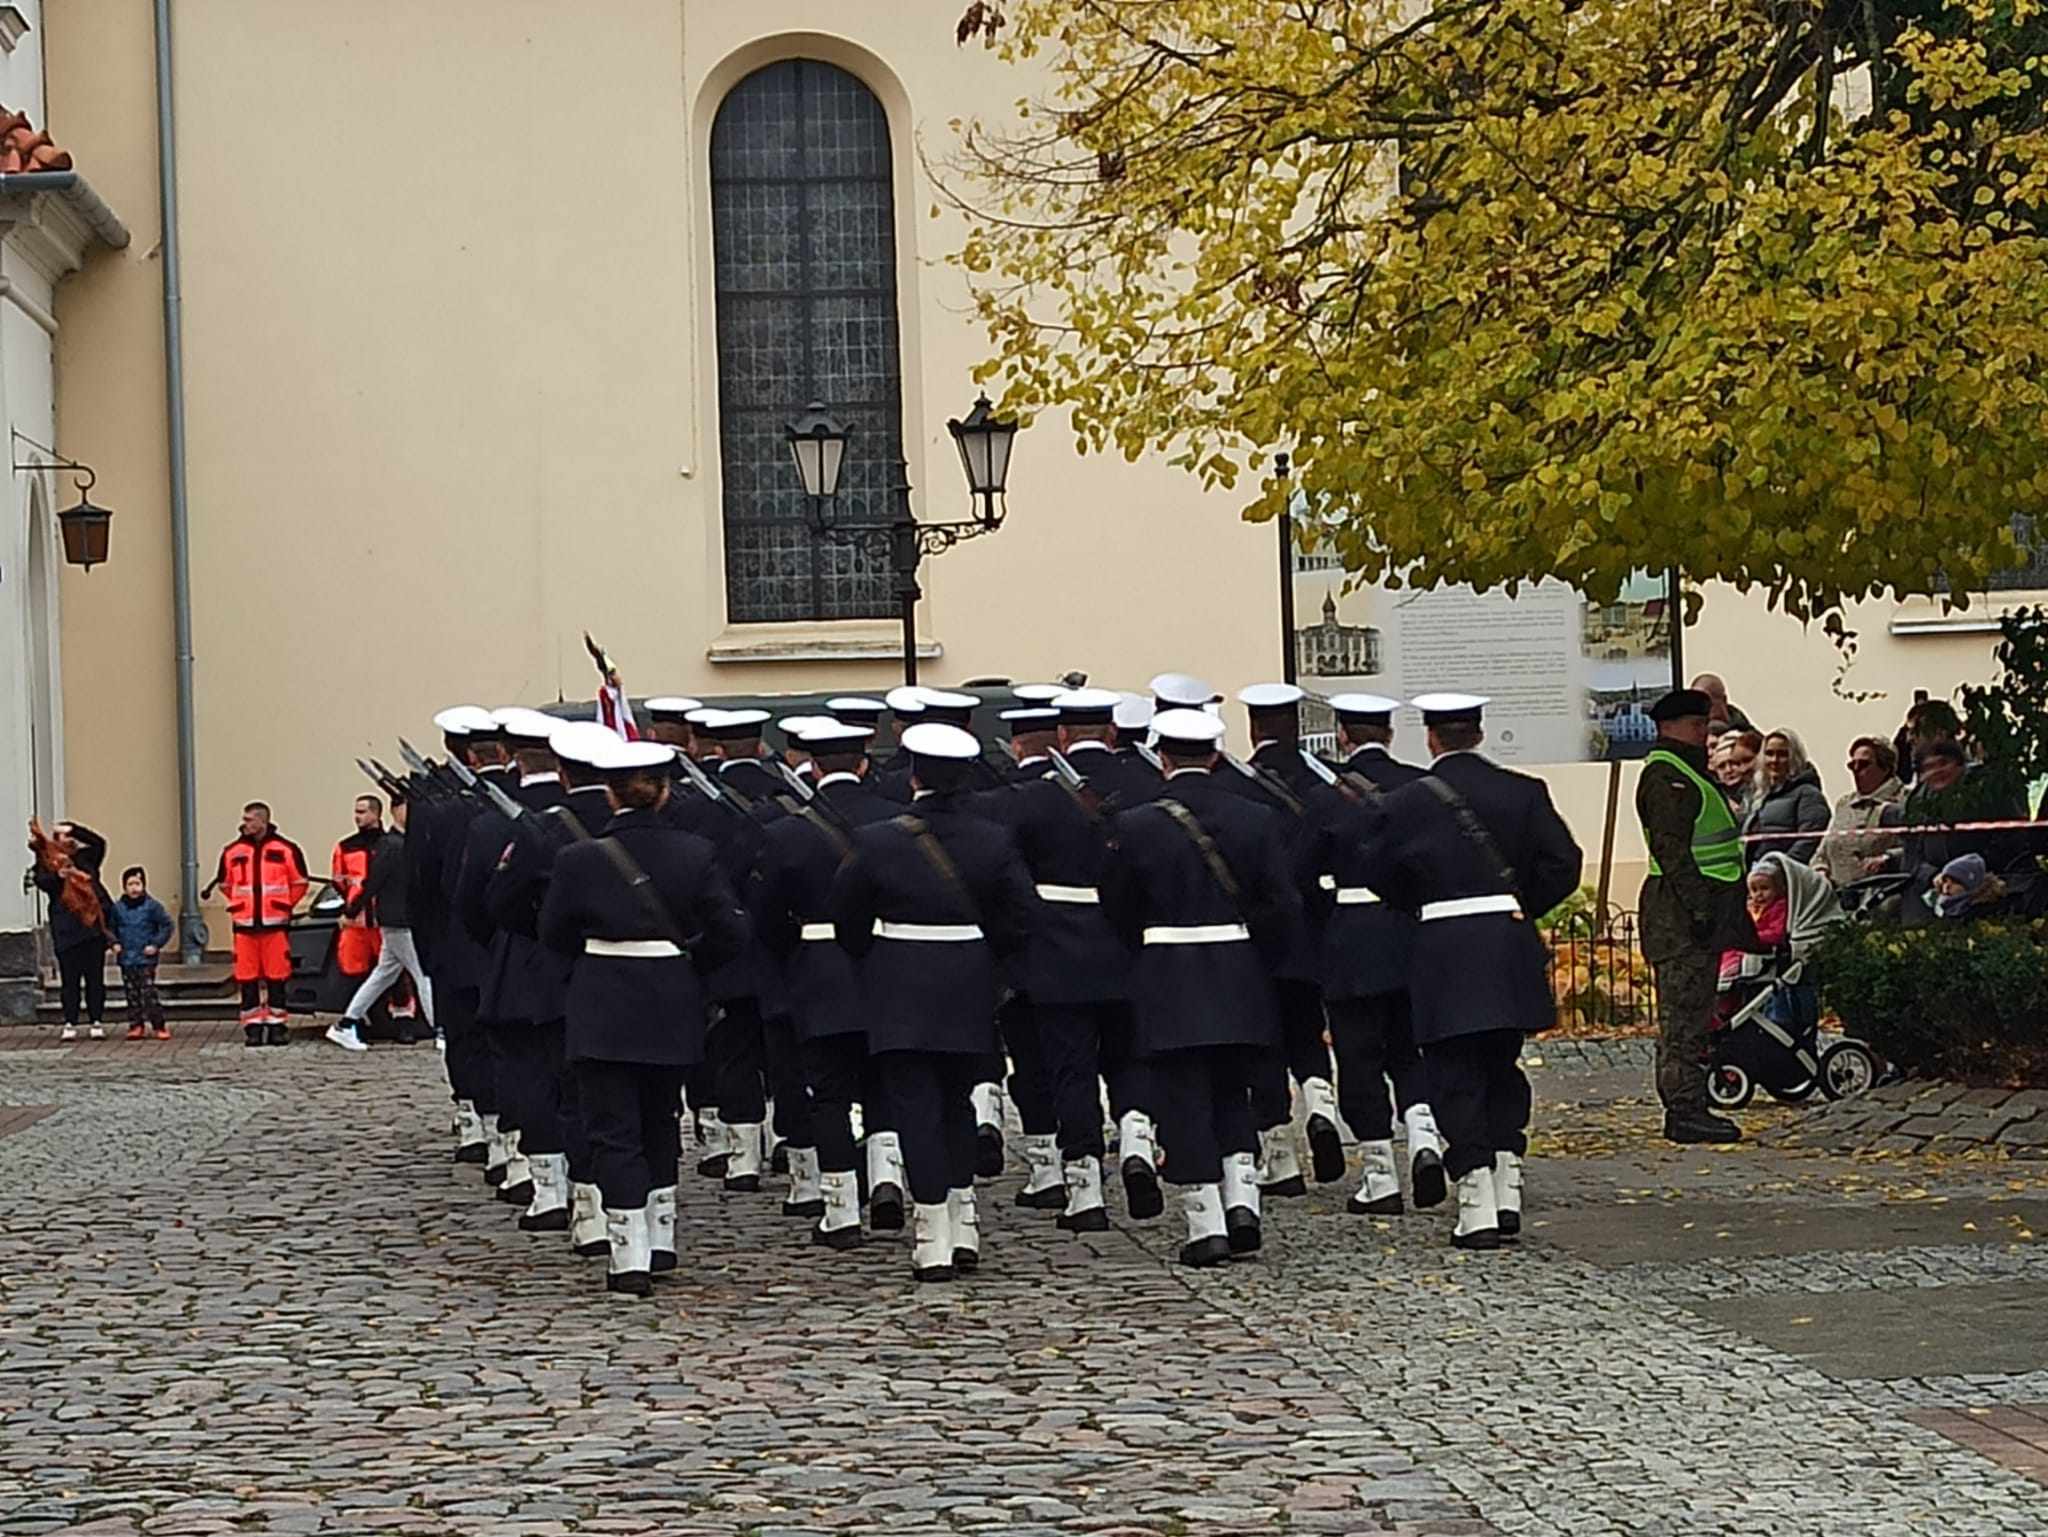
[
  {"xmin": 798, "ymin": 922, "xmax": 836, "ymax": 942},
  {"xmin": 873, "ymin": 920, "xmax": 984, "ymax": 942},
  {"xmin": 1418, "ymin": 895, "xmax": 1523, "ymax": 923},
  {"xmin": 583, "ymin": 938, "xmax": 682, "ymax": 958},
  {"xmin": 1035, "ymin": 883, "xmax": 1101, "ymax": 905},
  {"xmin": 1142, "ymin": 923, "xmax": 1251, "ymax": 945}
]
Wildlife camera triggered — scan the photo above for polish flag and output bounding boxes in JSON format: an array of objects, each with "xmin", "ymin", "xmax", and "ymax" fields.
[{"xmin": 596, "ymin": 681, "xmax": 640, "ymax": 741}]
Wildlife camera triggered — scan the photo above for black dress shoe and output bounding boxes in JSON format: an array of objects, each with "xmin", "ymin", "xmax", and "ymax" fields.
[
  {"xmin": 1451, "ymin": 1225, "xmax": 1502, "ymax": 1251},
  {"xmin": 868, "ymin": 1184, "xmax": 905, "ymax": 1232},
  {"xmin": 1015, "ymin": 1183, "xmax": 1066, "ymax": 1211},
  {"xmin": 573, "ymin": 1236, "xmax": 610, "ymax": 1259},
  {"xmin": 455, "ymin": 1142, "xmax": 488, "ymax": 1165},
  {"xmin": 782, "ymin": 1197, "xmax": 826, "ymax": 1219},
  {"xmin": 1664, "ymin": 1111, "xmax": 1742, "ymax": 1145},
  {"xmin": 912, "ymin": 1261, "xmax": 954, "ymax": 1284},
  {"xmin": 518, "ymin": 1207, "xmax": 569, "ymax": 1232},
  {"xmin": 813, "ymin": 1224, "xmax": 863, "ymax": 1251},
  {"xmin": 1056, "ymin": 1206, "xmax": 1110, "ymax": 1233},
  {"xmin": 1121, "ymin": 1157, "xmax": 1164, "ymax": 1220},
  {"xmin": 1347, "ymin": 1191, "xmax": 1405, "ymax": 1216},
  {"xmin": 1498, "ymin": 1209, "xmax": 1521, "ymax": 1239},
  {"xmin": 1225, "ymin": 1207, "xmax": 1262, "ymax": 1255},
  {"xmin": 485, "ymin": 1163, "xmax": 507, "ymax": 1187},
  {"xmin": 651, "ymin": 1250, "xmax": 677, "ymax": 1274},
  {"xmin": 975, "ymin": 1126, "xmax": 1005, "ymax": 1178},
  {"xmin": 606, "ymin": 1270, "xmax": 652, "ymax": 1298},
  {"xmin": 1307, "ymin": 1116, "xmax": 1346, "ymax": 1184},
  {"xmin": 723, "ymin": 1173, "xmax": 760, "ymax": 1194},
  {"xmin": 695, "ymin": 1153, "xmax": 730, "ymax": 1179},
  {"xmin": 1259, "ymin": 1174, "xmax": 1308, "ymax": 1199},
  {"xmin": 498, "ymin": 1180, "xmax": 535, "ymax": 1207},
  {"xmin": 1411, "ymin": 1149, "xmax": 1448, "ymax": 1209},
  {"xmin": 1179, "ymin": 1235, "xmax": 1232, "ymax": 1268},
  {"xmin": 770, "ymin": 1142, "xmax": 790, "ymax": 1175},
  {"xmin": 952, "ymin": 1247, "xmax": 980, "ymax": 1273}
]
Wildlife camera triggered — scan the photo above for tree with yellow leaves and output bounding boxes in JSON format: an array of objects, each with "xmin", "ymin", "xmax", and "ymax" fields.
[{"xmin": 943, "ymin": 0, "xmax": 2048, "ymax": 624}]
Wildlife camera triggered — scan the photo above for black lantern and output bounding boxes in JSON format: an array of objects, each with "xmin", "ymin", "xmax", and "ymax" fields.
[
  {"xmin": 947, "ymin": 392, "xmax": 1018, "ymax": 529},
  {"xmin": 57, "ymin": 489, "xmax": 112, "ymax": 571},
  {"xmin": 786, "ymin": 401, "xmax": 849, "ymax": 508}
]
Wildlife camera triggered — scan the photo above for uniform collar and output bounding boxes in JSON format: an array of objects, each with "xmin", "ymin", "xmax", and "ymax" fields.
[
  {"xmin": 1066, "ymin": 739, "xmax": 1111, "ymax": 754},
  {"xmin": 519, "ymin": 771, "xmax": 560, "ymax": 788},
  {"xmin": 1166, "ymin": 767, "xmax": 1211, "ymax": 780},
  {"xmin": 818, "ymin": 772, "xmax": 862, "ymax": 789},
  {"xmin": 1430, "ymin": 749, "xmax": 1480, "ymax": 766},
  {"xmin": 1016, "ymin": 755, "xmax": 1048, "ymax": 771}
]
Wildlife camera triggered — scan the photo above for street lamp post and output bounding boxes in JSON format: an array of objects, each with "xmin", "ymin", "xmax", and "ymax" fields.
[
  {"xmin": 786, "ymin": 393, "xmax": 1020, "ymax": 686},
  {"xmin": 12, "ymin": 430, "xmax": 115, "ymax": 570}
]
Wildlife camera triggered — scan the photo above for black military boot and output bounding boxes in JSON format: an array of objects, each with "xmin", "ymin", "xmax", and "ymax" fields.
[{"xmin": 1663, "ymin": 1110, "xmax": 1742, "ymax": 1145}]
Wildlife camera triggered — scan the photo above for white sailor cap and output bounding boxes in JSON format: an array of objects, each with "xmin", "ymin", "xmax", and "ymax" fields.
[
  {"xmin": 433, "ymin": 704, "xmax": 497, "ymax": 737},
  {"xmin": 885, "ymin": 685, "xmax": 927, "ymax": 716},
  {"xmin": 696, "ymin": 708, "xmax": 771, "ymax": 741},
  {"xmin": 999, "ymin": 707, "xmax": 1060, "ymax": 737},
  {"xmin": 1151, "ymin": 709, "xmax": 1228, "ymax": 751},
  {"xmin": 644, "ymin": 696, "xmax": 704, "ymax": 721},
  {"xmin": 683, "ymin": 706, "xmax": 719, "ymax": 726},
  {"xmin": 1112, "ymin": 693, "xmax": 1155, "ymax": 731},
  {"xmin": 1328, "ymin": 692, "xmax": 1402, "ymax": 720},
  {"xmin": 1237, "ymin": 682, "xmax": 1306, "ymax": 709},
  {"xmin": 917, "ymin": 687, "xmax": 979, "ymax": 709},
  {"xmin": 1411, "ymin": 692, "xmax": 1490, "ymax": 726},
  {"xmin": 826, "ymin": 696, "xmax": 888, "ymax": 721},
  {"xmin": 776, "ymin": 715, "xmax": 829, "ymax": 739},
  {"xmin": 1012, "ymin": 683, "xmax": 1066, "ymax": 704},
  {"xmin": 797, "ymin": 720, "xmax": 874, "ymax": 749},
  {"xmin": 548, "ymin": 720, "xmax": 628, "ymax": 768},
  {"xmin": 592, "ymin": 738, "xmax": 677, "ymax": 773},
  {"xmin": 1053, "ymin": 687, "xmax": 1120, "ymax": 725},
  {"xmin": 492, "ymin": 706, "xmax": 560, "ymax": 744},
  {"xmin": 1150, "ymin": 672, "xmax": 1218, "ymax": 709},
  {"xmin": 900, "ymin": 722, "xmax": 981, "ymax": 760}
]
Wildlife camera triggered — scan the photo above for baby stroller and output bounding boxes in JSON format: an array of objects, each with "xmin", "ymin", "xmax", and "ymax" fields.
[{"xmin": 1705, "ymin": 854, "xmax": 1880, "ymax": 1109}]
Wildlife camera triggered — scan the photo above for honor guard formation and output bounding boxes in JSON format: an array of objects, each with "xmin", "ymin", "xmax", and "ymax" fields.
[{"xmin": 377, "ymin": 675, "xmax": 1584, "ymax": 1296}]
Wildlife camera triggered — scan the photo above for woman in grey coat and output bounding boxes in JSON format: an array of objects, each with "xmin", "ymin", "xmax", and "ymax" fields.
[{"xmin": 1742, "ymin": 728, "xmax": 1831, "ymax": 866}]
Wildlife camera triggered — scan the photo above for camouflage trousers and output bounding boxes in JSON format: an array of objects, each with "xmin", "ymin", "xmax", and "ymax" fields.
[{"xmin": 1651, "ymin": 948, "xmax": 1719, "ymax": 1113}]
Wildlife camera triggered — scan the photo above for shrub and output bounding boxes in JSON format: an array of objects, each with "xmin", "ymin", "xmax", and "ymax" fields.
[{"xmin": 1818, "ymin": 918, "xmax": 2048, "ymax": 1085}]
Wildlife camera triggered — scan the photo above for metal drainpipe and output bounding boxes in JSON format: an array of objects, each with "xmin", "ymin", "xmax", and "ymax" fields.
[{"xmin": 154, "ymin": 0, "xmax": 203, "ymax": 962}]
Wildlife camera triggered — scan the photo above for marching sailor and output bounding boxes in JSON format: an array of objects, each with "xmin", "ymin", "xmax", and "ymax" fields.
[
  {"xmin": 1103, "ymin": 709, "xmax": 1299, "ymax": 1266},
  {"xmin": 1305, "ymin": 694, "xmax": 1446, "ymax": 1213},
  {"xmin": 537, "ymin": 736, "xmax": 750, "ymax": 1297},
  {"xmin": 1106, "ymin": 694, "xmax": 1165, "ymax": 798},
  {"xmin": 751, "ymin": 719, "xmax": 907, "ymax": 1247},
  {"xmin": 828, "ymin": 722, "xmax": 1037, "ymax": 1282},
  {"xmin": 1356, "ymin": 695, "xmax": 1582, "ymax": 1249}
]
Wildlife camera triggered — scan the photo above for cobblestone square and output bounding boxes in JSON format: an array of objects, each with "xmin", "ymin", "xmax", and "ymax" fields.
[{"xmin": 3, "ymin": 1032, "xmax": 2046, "ymax": 1536}]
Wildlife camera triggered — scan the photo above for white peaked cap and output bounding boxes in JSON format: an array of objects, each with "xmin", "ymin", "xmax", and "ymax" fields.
[
  {"xmin": 1054, "ymin": 687, "xmax": 1120, "ymax": 711},
  {"xmin": 492, "ymin": 706, "xmax": 560, "ymax": 742},
  {"xmin": 591, "ymin": 738, "xmax": 676, "ymax": 772},
  {"xmin": 998, "ymin": 707, "xmax": 1060, "ymax": 722},
  {"xmin": 433, "ymin": 704, "xmax": 496, "ymax": 735},
  {"xmin": 1013, "ymin": 683, "xmax": 1066, "ymax": 703},
  {"xmin": 683, "ymin": 707, "xmax": 719, "ymax": 724},
  {"xmin": 900, "ymin": 722, "xmax": 981, "ymax": 760},
  {"xmin": 1151, "ymin": 708, "xmax": 1228, "ymax": 747},
  {"xmin": 548, "ymin": 720, "xmax": 628, "ymax": 766},
  {"xmin": 797, "ymin": 720, "xmax": 874, "ymax": 747},
  {"xmin": 776, "ymin": 715, "xmax": 829, "ymax": 736},
  {"xmin": 885, "ymin": 686, "xmax": 927, "ymax": 713},
  {"xmin": 1411, "ymin": 692, "xmax": 1490, "ymax": 713},
  {"xmin": 1328, "ymin": 693, "xmax": 1402, "ymax": 715},
  {"xmin": 826, "ymin": 696, "xmax": 888, "ymax": 715},
  {"xmin": 1237, "ymin": 682, "xmax": 1306, "ymax": 708},
  {"xmin": 917, "ymin": 687, "xmax": 979, "ymax": 709},
  {"xmin": 645, "ymin": 696, "xmax": 704, "ymax": 716},
  {"xmin": 1113, "ymin": 693, "xmax": 1155, "ymax": 730},
  {"xmin": 1149, "ymin": 672, "xmax": 1217, "ymax": 708}
]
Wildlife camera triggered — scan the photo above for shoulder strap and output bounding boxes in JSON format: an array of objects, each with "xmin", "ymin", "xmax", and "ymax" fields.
[
  {"xmin": 892, "ymin": 814, "xmax": 979, "ymax": 918},
  {"xmin": 1240, "ymin": 757, "xmax": 1307, "ymax": 818},
  {"xmin": 802, "ymin": 804, "xmax": 853, "ymax": 861},
  {"xmin": 592, "ymin": 835, "xmax": 690, "ymax": 950},
  {"xmin": 1151, "ymin": 797, "xmax": 1243, "ymax": 905},
  {"xmin": 1421, "ymin": 776, "xmax": 1520, "ymax": 894},
  {"xmin": 1338, "ymin": 770, "xmax": 1383, "ymax": 803},
  {"xmin": 543, "ymin": 804, "xmax": 593, "ymax": 844}
]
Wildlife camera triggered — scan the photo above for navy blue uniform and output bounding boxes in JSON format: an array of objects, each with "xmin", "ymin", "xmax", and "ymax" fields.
[{"xmin": 410, "ymin": 777, "xmax": 493, "ymax": 1119}]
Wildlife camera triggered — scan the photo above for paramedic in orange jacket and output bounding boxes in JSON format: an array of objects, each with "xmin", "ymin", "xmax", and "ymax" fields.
[
  {"xmin": 331, "ymin": 795, "xmax": 386, "ymax": 980},
  {"xmin": 213, "ymin": 801, "xmax": 310, "ymax": 1046}
]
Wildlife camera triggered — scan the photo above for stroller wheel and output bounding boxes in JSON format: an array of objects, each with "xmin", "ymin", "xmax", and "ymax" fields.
[
  {"xmin": 1819, "ymin": 1040, "xmax": 1879, "ymax": 1101},
  {"xmin": 1766, "ymin": 1078, "xmax": 1816, "ymax": 1105},
  {"xmin": 1707, "ymin": 1063, "xmax": 1755, "ymax": 1111}
]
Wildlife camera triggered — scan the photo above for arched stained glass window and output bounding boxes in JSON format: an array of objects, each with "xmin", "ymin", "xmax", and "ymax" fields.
[{"xmin": 711, "ymin": 59, "xmax": 903, "ymax": 622}]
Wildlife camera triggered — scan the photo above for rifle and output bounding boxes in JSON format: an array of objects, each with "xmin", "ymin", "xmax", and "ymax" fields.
[
  {"xmin": 773, "ymin": 760, "xmax": 817, "ymax": 803},
  {"xmin": 444, "ymin": 753, "xmax": 526, "ymax": 823},
  {"xmin": 1134, "ymin": 741, "xmax": 1165, "ymax": 774},
  {"xmin": 1223, "ymin": 750, "xmax": 1307, "ymax": 818},
  {"xmin": 1047, "ymin": 747, "xmax": 1108, "ymax": 819},
  {"xmin": 355, "ymin": 758, "xmax": 410, "ymax": 806},
  {"xmin": 399, "ymin": 738, "xmax": 467, "ymax": 798},
  {"xmin": 675, "ymin": 751, "xmax": 730, "ymax": 808}
]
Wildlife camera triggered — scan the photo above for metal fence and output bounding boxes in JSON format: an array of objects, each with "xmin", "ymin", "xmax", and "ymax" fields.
[{"xmin": 1543, "ymin": 906, "xmax": 1658, "ymax": 1032}]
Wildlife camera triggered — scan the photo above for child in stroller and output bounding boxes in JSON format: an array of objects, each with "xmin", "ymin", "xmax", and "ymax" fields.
[{"xmin": 1706, "ymin": 853, "xmax": 1879, "ymax": 1108}]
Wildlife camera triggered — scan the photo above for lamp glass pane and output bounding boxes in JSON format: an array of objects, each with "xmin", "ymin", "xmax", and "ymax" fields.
[
  {"xmin": 788, "ymin": 433, "xmax": 824, "ymax": 497},
  {"xmin": 818, "ymin": 434, "xmax": 846, "ymax": 499}
]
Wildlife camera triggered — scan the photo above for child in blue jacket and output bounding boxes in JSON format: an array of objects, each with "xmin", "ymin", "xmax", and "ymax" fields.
[{"xmin": 108, "ymin": 867, "xmax": 175, "ymax": 1039}]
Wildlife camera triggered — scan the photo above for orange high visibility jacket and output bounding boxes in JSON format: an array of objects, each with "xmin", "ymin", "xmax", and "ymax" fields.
[
  {"xmin": 331, "ymin": 829, "xmax": 382, "ymax": 929},
  {"xmin": 215, "ymin": 829, "xmax": 311, "ymax": 931}
]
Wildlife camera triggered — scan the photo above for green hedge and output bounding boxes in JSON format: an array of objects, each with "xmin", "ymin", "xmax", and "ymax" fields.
[{"xmin": 1818, "ymin": 918, "xmax": 2048, "ymax": 1085}]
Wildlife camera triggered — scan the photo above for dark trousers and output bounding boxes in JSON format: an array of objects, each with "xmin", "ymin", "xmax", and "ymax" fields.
[
  {"xmin": 1035, "ymin": 1001, "xmax": 1130, "ymax": 1161},
  {"xmin": 1098, "ymin": 1004, "xmax": 1151, "ymax": 1125},
  {"xmin": 999, "ymin": 996, "xmax": 1057, "ymax": 1135},
  {"xmin": 1152, "ymin": 1044, "xmax": 1260, "ymax": 1186},
  {"xmin": 877, "ymin": 1050, "xmax": 979, "ymax": 1205},
  {"xmin": 1250, "ymin": 977, "xmax": 1333, "ymax": 1127},
  {"xmin": 120, "ymin": 964, "xmax": 166, "ymax": 1028},
  {"xmin": 1328, "ymin": 993, "xmax": 1429, "ymax": 1141},
  {"xmin": 708, "ymin": 997, "xmax": 767, "ymax": 1125},
  {"xmin": 576, "ymin": 1058, "xmax": 685, "ymax": 1210},
  {"xmin": 500, "ymin": 1023, "xmax": 566, "ymax": 1156},
  {"xmin": 438, "ymin": 984, "xmax": 494, "ymax": 1115},
  {"xmin": 58, "ymin": 941, "xmax": 108, "ymax": 1026},
  {"xmin": 1651, "ymin": 949, "xmax": 1718, "ymax": 1114},
  {"xmin": 763, "ymin": 1013, "xmax": 815, "ymax": 1147},
  {"xmin": 801, "ymin": 1033, "xmax": 873, "ymax": 1175},
  {"xmin": 484, "ymin": 1021, "xmax": 525, "ymax": 1133},
  {"xmin": 680, "ymin": 1063, "xmax": 711, "ymax": 1119},
  {"xmin": 1427, "ymin": 1029, "xmax": 1530, "ymax": 1180}
]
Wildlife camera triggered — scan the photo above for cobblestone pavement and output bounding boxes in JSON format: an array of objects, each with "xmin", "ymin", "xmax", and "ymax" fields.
[{"xmin": 1, "ymin": 1028, "xmax": 2044, "ymax": 1537}]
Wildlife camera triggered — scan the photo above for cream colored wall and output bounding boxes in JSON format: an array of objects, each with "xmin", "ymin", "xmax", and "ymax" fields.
[{"xmin": 42, "ymin": 2, "xmax": 2020, "ymax": 939}]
